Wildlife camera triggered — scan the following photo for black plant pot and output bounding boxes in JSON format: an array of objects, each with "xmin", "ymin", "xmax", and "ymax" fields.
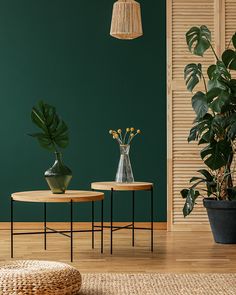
[{"xmin": 203, "ymin": 198, "xmax": 236, "ymax": 244}]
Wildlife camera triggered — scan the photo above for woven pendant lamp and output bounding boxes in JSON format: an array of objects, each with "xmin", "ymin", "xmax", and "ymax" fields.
[{"xmin": 110, "ymin": 0, "xmax": 143, "ymax": 40}]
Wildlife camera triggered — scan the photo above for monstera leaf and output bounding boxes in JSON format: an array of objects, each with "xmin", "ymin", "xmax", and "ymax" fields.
[
  {"xmin": 29, "ymin": 101, "xmax": 69, "ymax": 151},
  {"xmin": 232, "ymin": 33, "xmax": 236, "ymax": 48},
  {"xmin": 188, "ymin": 114, "xmax": 213, "ymax": 143},
  {"xmin": 186, "ymin": 26, "xmax": 211, "ymax": 56},
  {"xmin": 184, "ymin": 63, "xmax": 202, "ymax": 92},
  {"xmin": 222, "ymin": 33, "xmax": 236, "ymax": 70},
  {"xmin": 210, "ymin": 90, "xmax": 230, "ymax": 113},
  {"xmin": 181, "ymin": 168, "xmax": 218, "ymax": 217},
  {"xmin": 222, "ymin": 49, "xmax": 236, "ymax": 70},
  {"xmin": 210, "ymin": 115, "xmax": 228, "ymax": 139},
  {"xmin": 197, "ymin": 169, "xmax": 214, "ymax": 182},
  {"xmin": 200, "ymin": 139, "xmax": 231, "ymax": 170},
  {"xmin": 207, "ymin": 61, "xmax": 230, "ymax": 91},
  {"xmin": 192, "ymin": 91, "xmax": 208, "ymax": 120},
  {"xmin": 209, "ymin": 61, "xmax": 231, "ymax": 80},
  {"xmin": 181, "ymin": 188, "xmax": 200, "ymax": 217},
  {"xmin": 226, "ymin": 113, "xmax": 236, "ymax": 140}
]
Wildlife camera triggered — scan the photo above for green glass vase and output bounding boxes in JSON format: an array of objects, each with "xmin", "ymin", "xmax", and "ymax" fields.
[{"xmin": 44, "ymin": 152, "xmax": 72, "ymax": 194}]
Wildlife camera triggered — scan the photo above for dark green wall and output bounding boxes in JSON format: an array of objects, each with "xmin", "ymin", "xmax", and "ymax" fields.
[{"xmin": 0, "ymin": 0, "xmax": 166, "ymax": 222}]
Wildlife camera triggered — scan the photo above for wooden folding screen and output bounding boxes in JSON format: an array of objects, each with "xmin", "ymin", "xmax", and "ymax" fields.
[{"xmin": 167, "ymin": 0, "xmax": 234, "ymax": 230}]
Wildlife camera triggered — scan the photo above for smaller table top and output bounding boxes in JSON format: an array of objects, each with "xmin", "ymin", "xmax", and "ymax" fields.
[
  {"xmin": 91, "ymin": 181, "xmax": 153, "ymax": 191},
  {"xmin": 11, "ymin": 190, "xmax": 104, "ymax": 203}
]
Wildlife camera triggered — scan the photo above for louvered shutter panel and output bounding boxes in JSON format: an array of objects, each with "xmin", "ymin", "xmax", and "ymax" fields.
[
  {"xmin": 225, "ymin": 0, "xmax": 236, "ymax": 47},
  {"xmin": 167, "ymin": 0, "xmax": 221, "ymax": 231}
]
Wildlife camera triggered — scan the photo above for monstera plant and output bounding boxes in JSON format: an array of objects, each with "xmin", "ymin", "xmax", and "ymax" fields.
[
  {"xmin": 29, "ymin": 101, "xmax": 72, "ymax": 194},
  {"xmin": 181, "ymin": 26, "xmax": 236, "ymax": 244}
]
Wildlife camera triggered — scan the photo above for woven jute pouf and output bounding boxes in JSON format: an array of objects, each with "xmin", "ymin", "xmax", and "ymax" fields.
[{"xmin": 0, "ymin": 260, "xmax": 82, "ymax": 295}]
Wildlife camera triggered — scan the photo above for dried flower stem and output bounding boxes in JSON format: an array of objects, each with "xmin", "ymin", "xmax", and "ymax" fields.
[
  {"xmin": 128, "ymin": 132, "xmax": 138, "ymax": 144},
  {"xmin": 123, "ymin": 131, "xmax": 128, "ymax": 144}
]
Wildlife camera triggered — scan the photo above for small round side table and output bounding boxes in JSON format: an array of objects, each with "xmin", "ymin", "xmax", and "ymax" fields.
[
  {"xmin": 91, "ymin": 182, "xmax": 154, "ymax": 254},
  {"xmin": 11, "ymin": 190, "xmax": 104, "ymax": 262}
]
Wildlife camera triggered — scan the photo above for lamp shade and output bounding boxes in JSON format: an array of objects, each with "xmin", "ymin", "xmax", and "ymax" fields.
[{"xmin": 110, "ymin": 0, "xmax": 143, "ymax": 40}]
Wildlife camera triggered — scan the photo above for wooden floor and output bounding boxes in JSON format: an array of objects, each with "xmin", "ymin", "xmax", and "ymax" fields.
[{"xmin": 1, "ymin": 227, "xmax": 236, "ymax": 273}]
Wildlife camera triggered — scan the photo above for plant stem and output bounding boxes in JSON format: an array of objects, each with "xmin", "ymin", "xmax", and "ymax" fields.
[
  {"xmin": 123, "ymin": 131, "xmax": 128, "ymax": 145},
  {"xmin": 127, "ymin": 132, "xmax": 132, "ymax": 145},
  {"xmin": 200, "ymin": 188, "xmax": 217, "ymax": 197},
  {"xmin": 128, "ymin": 132, "xmax": 138, "ymax": 145},
  {"xmin": 227, "ymin": 38, "xmax": 232, "ymax": 50},
  {"xmin": 52, "ymin": 141, "xmax": 59, "ymax": 153},
  {"xmin": 118, "ymin": 132, "xmax": 123, "ymax": 143},
  {"xmin": 201, "ymin": 71, "xmax": 208, "ymax": 93},
  {"xmin": 115, "ymin": 137, "xmax": 122, "ymax": 145},
  {"xmin": 208, "ymin": 39, "xmax": 219, "ymax": 61}
]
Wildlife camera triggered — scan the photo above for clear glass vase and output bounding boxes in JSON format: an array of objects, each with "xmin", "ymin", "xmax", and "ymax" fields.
[{"xmin": 115, "ymin": 144, "xmax": 134, "ymax": 183}]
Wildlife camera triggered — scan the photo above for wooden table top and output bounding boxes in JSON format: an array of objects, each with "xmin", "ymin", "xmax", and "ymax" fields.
[
  {"xmin": 91, "ymin": 182, "xmax": 153, "ymax": 191},
  {"xmin": 11, "ymin": 190, "xmax": 104, "ymax": 203}
]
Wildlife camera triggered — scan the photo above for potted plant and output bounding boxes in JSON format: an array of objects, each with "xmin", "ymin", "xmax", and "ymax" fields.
[
  {"xmin": 29, "ymin": 101, "xmax": 72, "ymax": 194},
  {"xmin": 181, "ymin": 25, "xmax": 236, "ymax": 243}
]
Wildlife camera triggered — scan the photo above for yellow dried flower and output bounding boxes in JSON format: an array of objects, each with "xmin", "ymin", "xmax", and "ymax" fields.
[
  {"xmin": 117, "ymin": 129, "xmax": 122, "ymax": 134},
  {"xmin": 130, "ymin": 133, "xmax": 134, "ymax": 137},
  {"xmin": 137, "ymin": 129, "xmax": 141, "ymax": 133},
  {"xmin": 126, "ymin": 128, "xmax": 130, "ymax": 132},
  {"xmin": 114, "ymin": 134, "xmax": 119, "ymax": 138},
  {"xmin": 109, "ymin": 130, "xmax": 113, "ymax": 134},
  {"xmin": 130, "ymin": 127, "xmax": 135, "ymax": 132}
]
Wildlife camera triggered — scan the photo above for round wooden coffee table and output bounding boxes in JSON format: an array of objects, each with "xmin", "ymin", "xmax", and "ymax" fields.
[
  {"xmin": 91, "ymin": 182, "xmax": 154, "ymax": 254},
  {"xmin": 11, "ymin": 190, "xmax": 104, "ymax": 262}
]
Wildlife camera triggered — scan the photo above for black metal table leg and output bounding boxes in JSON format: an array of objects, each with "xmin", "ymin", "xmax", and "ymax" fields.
[
  {"xmin": 11, "ymin": 198, "xmax": 14, "ymax": 258},
  {"xmin": 44, "ymin": 202, "xmax": 47, "ymax": 250},
  {"xmin": 92, "ymin": 201, "xmax": 94, "ymax": 249},
  {"xmin": 9, "ymin": 195, "xmax": 104, "ymax": 262},
  {"xmin": 110, "ymin": 189, "xmax": 113, "ymax": 255},
  {"xmin": 101, "ymin": 199, "xmax": 103, "ymax": 253},
  {"xmin": 132, "ymin": 190, "xmax": 135, "ymax": 247},
  {"xmin": 151, "ymin": 186, "xmax": 154, "ymax": 252},
  {"xmin": 70, "ymin": 200, "xmax": 73, "ymax": 262}
]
